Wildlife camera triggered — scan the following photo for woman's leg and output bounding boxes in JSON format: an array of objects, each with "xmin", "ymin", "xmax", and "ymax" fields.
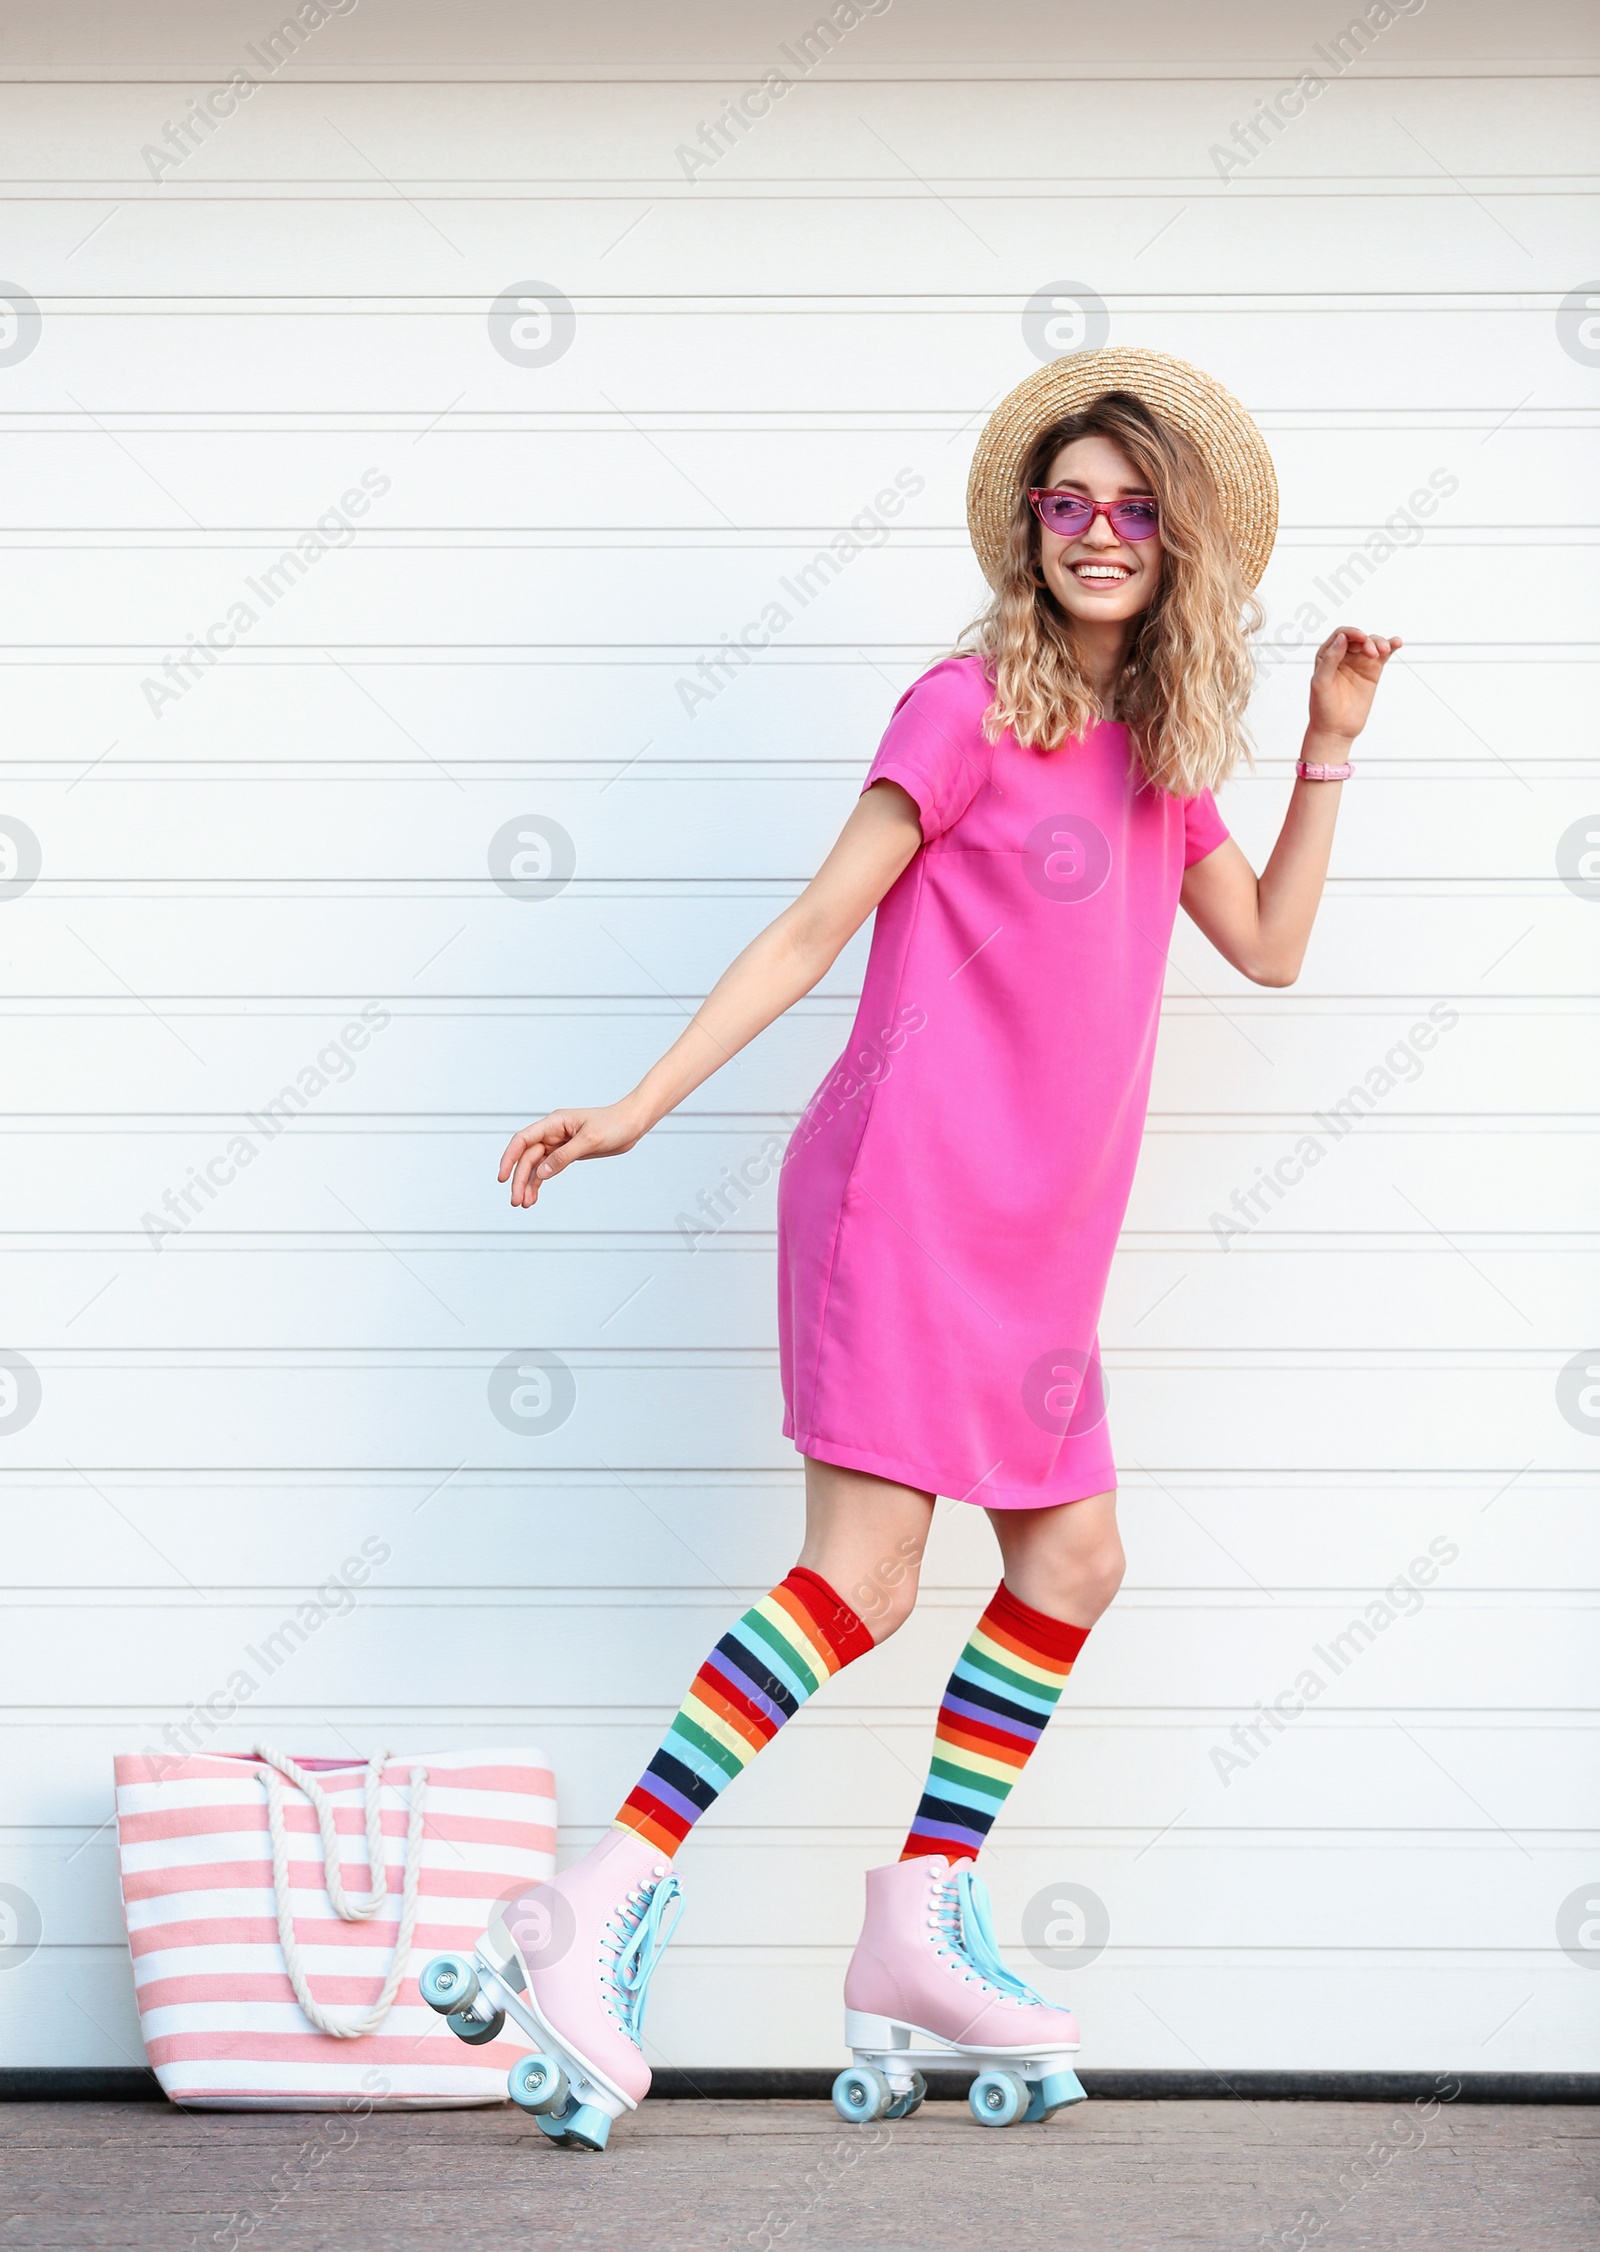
[
  {"xmin": 614, "ymin": 1459, "xmax": 934, "ymax": 1855},
  {"xmin": 898, "ymin": 1490, "xmax": 1122, "ymax": 1863},
  {"xmin": 986, "ymin": 1490, "xmax": 1125, "ymax": 1629},
  {"xmin": 797, "ymin": 1456, "xmax": 936, "ymax": 1644}
]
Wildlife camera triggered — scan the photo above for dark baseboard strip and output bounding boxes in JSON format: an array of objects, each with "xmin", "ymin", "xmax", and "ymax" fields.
[
  {"xmin": 3, "ymin": 2070, "xmax": 167, "ymax": 2102},
  {"xmin": 649, "ymin": 2068, "xmax": 1600, "ymax": 2104},
  {"xmin": 3, "ymin": 2065, "xmax": 1597, "ymax": 2105}
]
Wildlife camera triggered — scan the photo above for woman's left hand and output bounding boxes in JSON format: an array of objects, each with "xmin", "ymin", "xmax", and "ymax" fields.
[{"xmin": 1308, "ymin": 627, "xmax": 1402, "ymax": 743}]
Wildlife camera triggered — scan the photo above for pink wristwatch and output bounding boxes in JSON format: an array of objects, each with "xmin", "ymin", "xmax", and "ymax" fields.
[{"xmin": 1296, "ymin": 758, "xmax": 1353, "ymax": 781}]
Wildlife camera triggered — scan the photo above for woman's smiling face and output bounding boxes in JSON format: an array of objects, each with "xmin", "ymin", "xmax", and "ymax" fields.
[{"xmin": 1035, "ymin": 433, "xmax": 1164, "ymax": 627}]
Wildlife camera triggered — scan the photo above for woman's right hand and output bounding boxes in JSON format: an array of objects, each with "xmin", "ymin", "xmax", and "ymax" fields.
[{"xmin": 499, "ymin": 1101, "xmax": 647, "ymax": 1208}]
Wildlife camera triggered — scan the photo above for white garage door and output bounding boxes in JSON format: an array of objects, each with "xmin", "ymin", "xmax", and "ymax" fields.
[{"xmin": 1, "ymin": 1, "xmax": 1595, "ymax": 2078}]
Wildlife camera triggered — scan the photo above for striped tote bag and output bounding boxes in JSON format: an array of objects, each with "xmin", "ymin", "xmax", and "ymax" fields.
[{"xmin": 114, "ymin": 1745, "xmax": 556, "ymax": 2107}]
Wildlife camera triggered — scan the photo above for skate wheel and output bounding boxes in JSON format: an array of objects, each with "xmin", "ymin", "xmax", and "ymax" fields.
[
  {"xmin": 446, "ymin": 2005, "xmax": 505, "ymax": 2047},
  {"xmin": 419, "ymin": 1952, "xmax": 479, "ymax": 2014},
  {"xmin": 1024, "ymin": 2066, "xmax": 1087, "ymax": 2123},
  {"xmin": 509, "ymin": 2052, "xmax": 569, "ymax": 2116},
  {"xmin": 563, "ymin": 2103, "xmax": 612, "ymax": 2152},
  {"xmin": 533, "ymin": 2094, "xmax": 611, "ymax": 2152},
  {"xmin": 884, "ymin": 2070, "xmax": 928, "ymax": 2120},
  {"xmin": 831, "ymin": 2064, "xmax": 892, "ymax": 2124},
  {"xmin": 969, "ymin": 2068, "xmax": 1030, "ymax": 2128}
]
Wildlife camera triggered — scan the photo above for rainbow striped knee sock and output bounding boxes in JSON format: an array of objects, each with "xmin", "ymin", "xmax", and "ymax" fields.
[
  {"xmin": 902, "ymin": 1582, "xmax": 1088, "ymax": 1862},
  {"xmin": 615, "ymin": 1566, "xmax": 875, "ymax": 1857}
]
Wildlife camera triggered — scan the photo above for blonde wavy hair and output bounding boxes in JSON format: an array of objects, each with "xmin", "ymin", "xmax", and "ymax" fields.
[{"xmin": 956, "ymin": 391, "xmax": 1262, "ymax": 796}]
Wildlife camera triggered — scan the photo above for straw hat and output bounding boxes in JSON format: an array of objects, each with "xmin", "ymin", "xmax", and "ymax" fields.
[{"xmin": 965, "ymin": 347, "xmax": 1278, "ymax": 590}]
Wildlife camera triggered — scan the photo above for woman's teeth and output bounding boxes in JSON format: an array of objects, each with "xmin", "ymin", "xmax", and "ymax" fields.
[{"xmin": 1072, "ymin": 563, "xmax": 1131, "ymax": 584}]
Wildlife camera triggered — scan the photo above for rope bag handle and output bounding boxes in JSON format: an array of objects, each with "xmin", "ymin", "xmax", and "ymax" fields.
[{"xmin": 255, "ymin": 1745, "xmax": 428, "ymax": 2040}]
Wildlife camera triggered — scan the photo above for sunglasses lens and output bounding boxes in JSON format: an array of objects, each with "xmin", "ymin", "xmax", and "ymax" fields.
[
  {"xmin": 1109, "ymin": 500, "xmax": 1159, "ymax": 539},
  {"xmin": 1035, "ymin": 493, "xmax": 1092, "ymax": 535}
]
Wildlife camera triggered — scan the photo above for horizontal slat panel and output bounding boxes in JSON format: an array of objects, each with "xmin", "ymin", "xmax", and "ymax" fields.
[
  {"xmin": 0, "ymin": 309, "xmax": 1591, "ymax": 419},
  {"xmin": 0, "ymin": 1476, "xmax": 1585, "ymax": 1587},
  {"xmin": 1, "ymin": 417, "xmax": 1595, "ymax": 531},
  {"xmin": 0, "ymin": 1004, "xmax": 1582, "ymax": 1109},
  {"xmin": 0, "ymin": 1120, "xmax": 1590, "ymax": 1233},
  {"xmin": 0, "ymin": 541, "xmax": 1590, "ymax": 647},
  {"xmin": 0, "ymin": 658, "xmax": 1583, "ymax": 791},
  {"xmin": 5, "ymin": 72, "xmax": 1597, "ymax": 180},
  {"xmin": 4, "ymin": 893, "xmax": 1591, "ymax": 1002},
  {"xmin": 0, "ymin": 1938, "xmax": 1581, "ymax": 2072},
  {"xmin": 2, "ymin": 1588, "xmax": 1593, "ymax": 1710},
  {"xmin": 3, "ymin": 0, "xmax": 1592, "ymax": 82},
  {"xmin": 4, "ymin": 1716, "xmax": 1593, "ymax": 1838},
  {"xmin": 4, "ymin": 187, "xmax": 1596, "ymax": 295},
  {"xmin": 0, "ymin": 1359, "xmax": 1582, "ymax": 1470},
  {"xmin": 11, "ymin": 1816, "xmax": 1596, "ymax": 1950},
  {"xmin": 0, "ymin": 1244, "xmax": 1587, "ymax": 1351},
  {"xmin": 0, "ymin": 776, "xmax": 1588, "ymax": 882}
]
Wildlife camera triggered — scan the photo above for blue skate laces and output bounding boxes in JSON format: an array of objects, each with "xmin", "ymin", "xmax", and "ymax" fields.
[
  {"xmin": 934, "ymin": 1866, "xmax": 1050, "ymax": 2006},
  {"xmin": 601, "ymin": 1872, "xmax": 684, "ymax": 2044}
]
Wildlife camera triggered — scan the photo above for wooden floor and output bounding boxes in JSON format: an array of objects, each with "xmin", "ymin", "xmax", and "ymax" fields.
[{"xmin": 4, "ymin": 2098, "xmax": 1597, "ymax": 2251}]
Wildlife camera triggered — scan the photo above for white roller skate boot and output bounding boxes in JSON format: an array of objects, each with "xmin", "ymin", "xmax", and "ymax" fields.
[
  {"xmin": 421, "ymin": 1828, "xmax": 681, "ymax": 2152},
  {"xmin": 835, "ymin": 1854, "xmax": 1087, "ymax": 2129}
]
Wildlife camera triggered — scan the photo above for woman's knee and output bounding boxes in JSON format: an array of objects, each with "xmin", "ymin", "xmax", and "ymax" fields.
[
  {"xmin": 800, "ymin": 1537, "xmax": 925, "ymax": 1644},
  {"xmin": 798, "ymin": 1460, "xmax": 933, "ymax": 1643},
  {"xmin": 838, "ymin": 1549, "xmax": 924, "ymax": 1643},
  {"xmin": 1012, "ymin": 1532, "xmax": 1124, "ymax": 1628},
  {"xmin": 1072, "ymin": 1535, "xmax": 1125, "ymax": 1622}
]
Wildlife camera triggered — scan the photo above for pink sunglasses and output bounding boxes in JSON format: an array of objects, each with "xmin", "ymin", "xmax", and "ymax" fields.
[{"xmin": 1028, "ymin": 490, "xmax": 1160, "ymax": 542}]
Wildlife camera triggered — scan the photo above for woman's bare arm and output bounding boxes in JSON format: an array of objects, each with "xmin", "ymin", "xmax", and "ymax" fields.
[
  {"xmin": 500, "ymin": 780, "xmax": 924, "ymax": 1206},
  {"xmin": 1181, "ymin": 626, "xmax": 1400, "ymax": 987}
]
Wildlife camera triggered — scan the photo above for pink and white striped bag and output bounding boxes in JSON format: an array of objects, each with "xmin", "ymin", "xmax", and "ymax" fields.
[{"xmin": 114, "ymin": 1745, "xmax": 556, "ymax": 2108}]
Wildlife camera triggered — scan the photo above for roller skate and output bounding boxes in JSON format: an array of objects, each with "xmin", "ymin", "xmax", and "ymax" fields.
[
  {"xmin": 834, "ymin": 1854, "xmax": 1087, "ymax": 2130},
  {"xmin": 420, "ymin": 1827, "xmax": 681, "ymax": 2153}
]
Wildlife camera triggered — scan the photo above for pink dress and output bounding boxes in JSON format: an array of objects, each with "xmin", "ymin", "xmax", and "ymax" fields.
[{"xmin": 776, "ymin": 654, "xmax": 1229, "ymax": 1509}]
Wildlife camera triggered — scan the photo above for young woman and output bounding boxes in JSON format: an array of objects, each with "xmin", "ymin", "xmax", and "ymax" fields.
[{"xmin": 431, "ymin": 351, "xmax": 1399, "ymax": 2147}]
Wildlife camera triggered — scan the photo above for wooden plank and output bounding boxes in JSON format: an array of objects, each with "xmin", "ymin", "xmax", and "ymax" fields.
[{"xmin": 0, "ymin": 2094, "xmax": 1596, "ymax": 2252}]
